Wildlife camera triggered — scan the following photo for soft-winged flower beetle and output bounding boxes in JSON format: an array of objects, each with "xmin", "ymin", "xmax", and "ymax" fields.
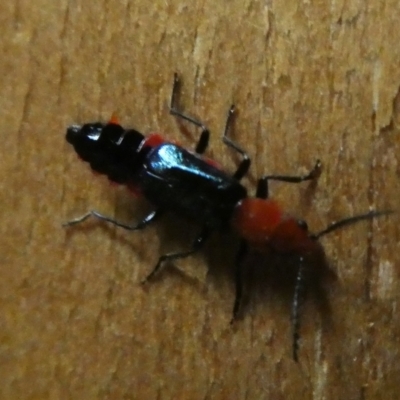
[{"xmin": 64, "ymin": 74, "xmax": 391, "ymax": 361}]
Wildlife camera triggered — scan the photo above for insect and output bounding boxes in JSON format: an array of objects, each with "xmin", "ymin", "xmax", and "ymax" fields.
[{"xmin": 64, "ymin": 74, "xmax": 391, "ymax": 361}]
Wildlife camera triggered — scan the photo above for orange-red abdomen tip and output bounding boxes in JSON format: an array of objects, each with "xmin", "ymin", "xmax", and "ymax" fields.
[{"xmin": 108, "ymin": 112, "xmax": 120, "ymax": 125}]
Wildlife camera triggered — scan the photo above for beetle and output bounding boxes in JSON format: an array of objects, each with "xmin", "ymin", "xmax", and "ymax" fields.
[{"xmin": 64, "ymin": 74, "xmax": 391, "ymax": 361}]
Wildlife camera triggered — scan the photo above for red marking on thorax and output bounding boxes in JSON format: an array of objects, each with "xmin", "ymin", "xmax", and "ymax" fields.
[
  {"xmin": 269, "ymin": 218, "xmax": 315, "ymax": 254},
  {"xmin": 232, "ymin": 198, "xmax": 284, "ymax": 247},
  {"xmin": 232, "ymin": 198, "xmax": 319, "ymax": 256}
]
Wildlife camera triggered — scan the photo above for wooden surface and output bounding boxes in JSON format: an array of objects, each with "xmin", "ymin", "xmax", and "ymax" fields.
[{"xmin": 1, "ymin": 1, "xmax": 400, "ymax": 399}]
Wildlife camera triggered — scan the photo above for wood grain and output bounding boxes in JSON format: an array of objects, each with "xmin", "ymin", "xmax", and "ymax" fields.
[{"xmin": 1, "ymin": 1, "xmax": 400, "ymax": 399}]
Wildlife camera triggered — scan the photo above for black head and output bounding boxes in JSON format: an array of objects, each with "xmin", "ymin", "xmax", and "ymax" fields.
[{"xmin": 66, "ymin": 122, "xmax": 145, "ymax": 183}]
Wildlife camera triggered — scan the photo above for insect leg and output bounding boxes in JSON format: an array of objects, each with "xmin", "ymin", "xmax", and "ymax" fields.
[
  {"xmin": 256, "ymin": 160, "xmax": 322, "ymax": 198},
  {"xmin": 63, "ymin": 209, "xmax": 163, "ymax": 231},
  {"xmin": 170, "ymin": 73, "xmax": 210, "ymax": 155},
  {"xmin": 142, "ymin": 228, "xmax": 210, "ymax": 283},
  {"xmin": 221, "ymin": 105, "xmax": 251, "ymax": 181},
  {"xmin": 231, "ymin": 240, "xmax": 248, "ymax": 323}
]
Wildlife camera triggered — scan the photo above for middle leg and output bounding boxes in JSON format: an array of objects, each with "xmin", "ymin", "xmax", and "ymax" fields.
[{"xmin": 142, "ymin": 227, "xmax": 210, "ymax": 283}]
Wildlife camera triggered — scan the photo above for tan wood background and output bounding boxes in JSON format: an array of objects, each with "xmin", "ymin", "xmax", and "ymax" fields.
[{"xmin": 1, "ymin": 1, "xmax": 400, "ymax": 399}]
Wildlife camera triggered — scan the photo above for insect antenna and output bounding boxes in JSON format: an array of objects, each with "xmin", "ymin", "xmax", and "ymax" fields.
[
  {"xmin": 310, "ymin": 210, "xmax": 393, "ymax": 240},
  {"xmin": 291, "ymin": 209, "xmax": 393, "ymax": 361},
  {"xmin": 292, "ymin": 256, "xmax": 306, "ymax": 362}
]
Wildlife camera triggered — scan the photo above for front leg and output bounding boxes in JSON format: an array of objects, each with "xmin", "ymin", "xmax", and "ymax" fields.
[
  {"xmin": 256, "ymin": 160, "xmax": 322, "ymax": 199},
  {"xmin": 231, "ymin": 240, "xmax": 248, "ymax": 323}
]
